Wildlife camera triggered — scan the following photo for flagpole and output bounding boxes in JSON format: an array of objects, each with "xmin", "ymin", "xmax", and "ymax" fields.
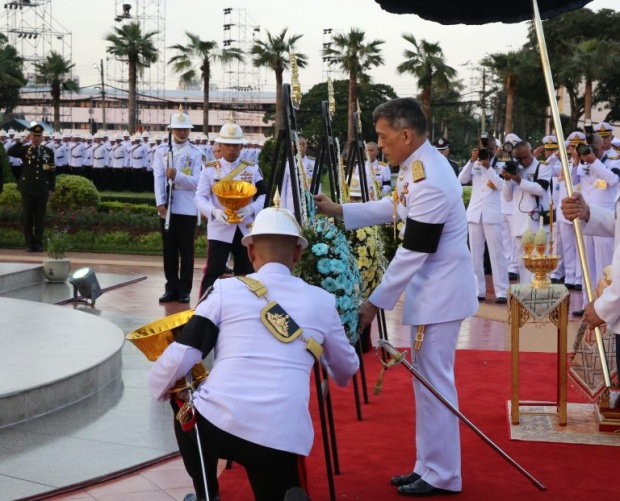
[{"xmin": 531, "ymin": 0, "xmax": 611, "ymax": 388}]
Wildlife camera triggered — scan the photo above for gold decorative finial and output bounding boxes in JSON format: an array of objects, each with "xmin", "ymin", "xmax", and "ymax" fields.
[
  {"xmin": 290, "ymin": 52, "xmax": 302, "ymax": 109},
  {"xmin": 273, "ymin": 187, "xmax": 281, "ymax": 208},
  {"xmin": 228, "ymin": 113, "xmax": 234, "ymax": 123},
  {"xmin": 328, "ymin": 77, "xmax": 335, "ymax": 117}
]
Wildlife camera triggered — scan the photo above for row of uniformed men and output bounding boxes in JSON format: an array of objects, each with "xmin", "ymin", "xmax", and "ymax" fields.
[{"xmin": 453, "ymin": 121, "xmax": 620, "ymax": 316}]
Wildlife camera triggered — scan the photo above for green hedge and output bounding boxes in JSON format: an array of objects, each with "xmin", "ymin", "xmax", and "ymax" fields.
[
  {"xmin": 0, "ymin": 182, "xmax": 20, "ymax": 207},
  {"xmin": 99, "ymin": 191, "xmax": 156, "ymax": 205},
  {"xmin": 49, "ymin": 175, "xmax": 101, "ymax": 211}
]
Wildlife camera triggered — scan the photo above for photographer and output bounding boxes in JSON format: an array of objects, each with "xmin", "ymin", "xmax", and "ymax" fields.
[
  {"xmin": 574, "ymin": 132, "xmax": 619, "ymax": 316},
  {"xmin": 458, "ymin": 133, "xmax": 508, "ymax": 303},
  {"xmin": 502, "ymin": 141, "xmax": 551, "ymax": 283}
]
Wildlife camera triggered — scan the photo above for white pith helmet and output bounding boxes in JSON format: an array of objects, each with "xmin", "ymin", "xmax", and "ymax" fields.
[
  {"xmin": 215, "ymin": 115, "xmax": 244, "ymax": 144},
  {"xmin": 241, "ymin": 206, "xmax": 308, "ymax": 249},
  {"xmin": 169, "ymin": 105, "xmax": 193, "ymax": 129}
]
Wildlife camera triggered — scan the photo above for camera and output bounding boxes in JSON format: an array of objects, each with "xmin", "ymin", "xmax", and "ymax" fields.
[
  {"xmin": 503, "ymin": 160, "xmax": 518, "ymax": 176},
  {"xmin": 478, "ymin": 132, "xmax": 490, "ymax": 161},
  {"xmin": 502, "ymin": 142, "xmax": 514, "ymax": 154},
  {"xmin": 578, "ymin": 120, "xmax": 596, "ymax": 156},
  {"xmin": 576, "ymin": 143, "xmax": 592, "ymax": 156}
]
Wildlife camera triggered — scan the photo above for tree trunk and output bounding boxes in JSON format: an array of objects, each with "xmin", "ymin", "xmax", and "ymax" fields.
[
  {"xmin": 275, "ymin": 67, "xmax": 284, "ymax": 133},
  {"xmin": 504, "ymin": 77, "xmax": 514, "ymax": 136},
  {"xmin": 584, "ymin": 79, "xmax": 592, "ymax": 121},
  {"xmin": 348, "ymin": 70, "xmax": 357, "ymax": 144},
  {"xmin": 52, "ymin": 82, "xmax": 61, "ymax": 132},
  {"xmin": 128, "ymin": 59, "xmax": 137, "ymax": 134},
  {"xmin": 203, "ymin": 62, "xmax": 210, "ymax": 135},
  {"xmin": 422, "ymin": 85, "xmax": 431, "ymax": 124}
]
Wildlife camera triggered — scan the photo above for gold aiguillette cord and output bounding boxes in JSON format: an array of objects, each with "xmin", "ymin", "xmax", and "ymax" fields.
[{"xmin": 374, "ymin": 348, "xmax": 406, "ymax": 396}]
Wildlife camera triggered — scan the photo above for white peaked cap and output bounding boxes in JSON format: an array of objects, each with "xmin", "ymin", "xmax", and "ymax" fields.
[{"xmin": 241, "ymin": 206, "xmax": 308, "ymax": 249}]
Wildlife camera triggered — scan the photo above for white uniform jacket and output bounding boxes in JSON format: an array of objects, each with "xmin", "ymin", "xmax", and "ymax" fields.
[
  {"xmin": 53, "ymin": 143, "xmax": 68, "ymax": 167},
  {"xmin": 195, "ymin": 157, "xmax": 266, "ymax": 243},
  {"xmin": 153, "ymin": 142, "xmax": 202, "ymax": 216},
  {"xmin": 82, "ymin": 143, "xmax": 93, "ymax": 166},
  {"xmin": 92, "ymin": 143, "xmax": 107, "ymax": 168},
  {"xmin": 458, "ymin": 158, "xmax": 504, "ymax": 224},
  {"xmin": 502, "ymin": 159, "xmax": 551, "ymax": 236},
  {"xmin": 369, "ymin": 159, "xmax": 392, "ymax": 194},
  {"xmin": 552, "ymin": 159, "xmax": 580, "ymax": 224},
  {"xmin": 577, "ymin": 157, "xmax": 620, "ymax": 209},
  {"xmin": 147, "ymin": 263, "xmax": 359, "ymax": 456},
  {"xmin": 69, "ymin": 142, "xmax": 84, "ymax": 168},
  {"xmin": 111, "ymin": 143, "xmax": 126, "ymax": 169},
  {"xmin": 342, "ymin": 140, "xmax": 478, "ymax": 326},
  {"xmin": 582, "ymin": 194, "xmax": 620, "ymax": 333},
  {"xmin": 130, "ymin": 143, "xmax": 149, "ymax": 169}
]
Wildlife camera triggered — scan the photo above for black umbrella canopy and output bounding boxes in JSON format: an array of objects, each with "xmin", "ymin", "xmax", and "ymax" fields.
[{"xmin": 374, "ymin": 0, "xmax": 592, "ymax": 24}]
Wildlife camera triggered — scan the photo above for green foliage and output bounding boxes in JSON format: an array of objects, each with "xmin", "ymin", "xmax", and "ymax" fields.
[
  {"xmin": 0, "ymin": 33, "xmax": 27, "ymax": 113},
  {"xmin": 257, "ymin": 139, "xmax": 276, "ymax": 187},
  {"xmin": 46, "ymin": 231, "xmax": 70, "ymax": 259},
  {"xmin": 49, "ymin": 175, "xmax": 101, "ymax": 211},
  {"xmin": 0, "ymin": 182, "xmax": 20, "ymax": 207},
  {"xmin": 99, "ymin": 191, "xmax": 156, "ymax": 205},
  {"xmin": 0, "ymin": 227, "xmax": 22, "ymax": 248},
  {"xmin": 462, "ymin": 186, "xmax": 472, "ymax": 208},
  {"xmin": 99, "ymin": 200, "xmax": 154, "ymax": 215},
  {"xmin": 296, "ymin": 80, "xmax": 398, "ymax": 146}
]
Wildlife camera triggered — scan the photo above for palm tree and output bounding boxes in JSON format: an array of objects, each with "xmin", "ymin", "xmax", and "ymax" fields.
[
  {"xmin": 33, "ymin": 51, "xmax": 79, "ymax": 131},
  {"xmin": 323, "ymin": 28, "xmax": 384, "ymax": 143},
  {"xmin": 168, "ymin": 32, "xmax": 244, "ymax": 134},
  {"xmin": 251, "ymin": 28, "xmax": 307, "ymax": 132},
  {"xmin": 105, "ymin": 22, "xmax": 159, "ymax": 134},
  {"xmin": 565, "ymin": 39, "xmax": 620, "ymax": 121},
  {"xmin": 0, "ymin": 34, "xmax": 26, "ymax": 114},
  {"xmin": 482, "ymin": 51, "xmax": 531, "ymax": 137},
  {"xmin": 397, "ymin": 35, "xmax": 457, "ymax": 125}
]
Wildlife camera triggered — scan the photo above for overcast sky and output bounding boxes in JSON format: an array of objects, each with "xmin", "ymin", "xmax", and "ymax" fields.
[{"xmin": 24, "ymin": 0, "xmax": 620, "ymax": 99}]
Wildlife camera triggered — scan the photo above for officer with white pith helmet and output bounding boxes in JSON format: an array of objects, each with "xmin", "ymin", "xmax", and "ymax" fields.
[
  {"xmin": 195, "ymin": 117, "xmax": 266, "ymax": 296},
  {"xmin": 153, "ymin": 106, "xmax": 203, "ymax": 304},
  {"xmin": 148, "ymin": 203, "xmax": 358, "ymax": 501}
]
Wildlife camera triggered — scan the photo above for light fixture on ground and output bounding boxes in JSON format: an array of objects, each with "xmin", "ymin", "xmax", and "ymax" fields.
[{"xmin": 70, "ymin": 267, "xmax": 102, "ymax": 306}]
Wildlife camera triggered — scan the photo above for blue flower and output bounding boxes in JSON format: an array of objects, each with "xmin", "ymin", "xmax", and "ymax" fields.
[
  {"xmin": 321, "ymin": 277, "xmax": 339, "ymax": 292},
  {"xmin": 329, "ymin": 259, "xmax": 346, "ymax": 274},
  {"xmin": 312, "ymin": 243, "xmax": 329, "ymax": 256},
  {"xmin": 317, "ymin": 258, "xmax": 331, "ymax": 275}
]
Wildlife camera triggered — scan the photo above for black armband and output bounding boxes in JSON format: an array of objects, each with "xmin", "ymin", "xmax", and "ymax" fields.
[
  {"xmin": 611, "ymin": 168, "xmax": 620, "ymax": 178},
  {"xmin": 175, "ymin": 315, "xmax": 219, "ymax": 358},
  {"xmin": 254, "ymin": 179, "xmax": 267, "ymax": 199},
  {"xmin": 535, "ymin": 179, "xmax": 550, "ymax": 192},
  {"xmin": 382, "ymin": 180, "xmax": 392, "ymax": 186},
  {"xmin": 402, "ymin": 218, "xmax": 444, "ymax": 254}
]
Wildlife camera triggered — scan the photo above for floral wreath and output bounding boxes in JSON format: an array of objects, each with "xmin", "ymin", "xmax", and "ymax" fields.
[{"xmin": 294, "ymin": 196, "xmax": 362, "ymax": 344}]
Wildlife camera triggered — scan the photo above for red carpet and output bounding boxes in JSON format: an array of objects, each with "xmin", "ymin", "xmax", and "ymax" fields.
[{"xmin": 217, "ymin": 350, "xmax": 616, "ymax": 500}]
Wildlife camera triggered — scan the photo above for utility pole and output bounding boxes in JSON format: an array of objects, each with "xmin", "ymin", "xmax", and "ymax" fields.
[
  {"xmin": 480, "ymin": 68, "xmax": 486, "ymax": 133},
  {"xmin": 100, "ymin": 59, "xmax": 107, "ymax": 131}
]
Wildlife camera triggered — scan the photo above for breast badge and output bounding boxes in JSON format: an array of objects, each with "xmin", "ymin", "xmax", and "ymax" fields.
[{"xmin": 399, "ymin": 182, "xmax": 409, "ymax": 206}]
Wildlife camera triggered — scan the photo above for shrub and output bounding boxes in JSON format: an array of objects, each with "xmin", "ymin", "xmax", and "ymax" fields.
[
  {"xmin": 0, "ymin": 228, "xmax": 23, "ymax": 247},
  {"xmin": 137, "ymin": 232, "xmax": 163, "ymax": 251},
  {"xmin": 0, "ymin": 183, "xmax": 21, "ymax": 207},
  {"xmin": 100, "ymin": 192, "xmax": 156, "ymax": 205},
  {"xmin": 49, "ymin": 175, "xmax": 101, "ymax": 211},
  {"xmin": 462, "ymin": 186, "xmax": 472, "ymax": 208},
  {"xmin": 99, "ymin": 200, "xmax": 155, "ymax": 215}
]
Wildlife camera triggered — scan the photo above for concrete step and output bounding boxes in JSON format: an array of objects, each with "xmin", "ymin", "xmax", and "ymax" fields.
[{"xmin": 0, "ymin": 263, "xmax": 44, "ymax": 293}]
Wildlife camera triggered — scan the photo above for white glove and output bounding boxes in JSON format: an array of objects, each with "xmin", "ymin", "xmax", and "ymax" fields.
[
  {"xmin": 212, "ymin": 209, "xmax": 229, "ymax": 224},
  {"xmin": 236, "ymin": 206, "xmax": 253, "ymax": 222}
]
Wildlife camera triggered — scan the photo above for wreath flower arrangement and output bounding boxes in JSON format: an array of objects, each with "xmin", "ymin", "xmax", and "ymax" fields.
[
  {"xmin": 347, "ymin": 225, "xmax": 387, "ymax": 300},
  {"xmin": 294, "ymin": 198, "xmax": 362, "ymax": 344}
]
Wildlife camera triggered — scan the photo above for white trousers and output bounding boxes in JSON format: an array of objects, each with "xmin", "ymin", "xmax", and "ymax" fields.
[
  {"xmin": 582, "ymin": 233, "xmax": 615, "ymax": 308},
  {"xmin": 468, "ymin": 222, "xmax": 508, "ymax": 298},
  {"xmin": 559, "ymin": 221, "xmax": 582, "ymax": 286},
  {"xmin": 502, "ymin": 213, "xmax": 518, "ymax": 274},
  {"xmin": 411, "ymin": 320, "xmax": 462, "ymax": 492},
  {"xmin": 550, "ymin": 217, "xmax": 565, "ymax": 279}
]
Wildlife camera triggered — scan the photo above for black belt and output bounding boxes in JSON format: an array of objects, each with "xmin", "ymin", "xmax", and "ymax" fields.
[{"xmin": 95, "ymin": 157, "xmax": 105, "ymax": 160}]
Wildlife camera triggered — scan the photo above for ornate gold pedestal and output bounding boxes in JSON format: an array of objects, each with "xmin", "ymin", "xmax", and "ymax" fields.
[{"xmin": 509, "ymin": 284, "xmax": 570, "ymax": 426}]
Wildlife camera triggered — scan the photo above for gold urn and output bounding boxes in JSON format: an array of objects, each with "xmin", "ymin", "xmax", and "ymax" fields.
[
  {"xmin": 212, "ymin": 180, "xmax": 257, "ymax": 224},
  {"xmin": 126, "ymin": 310, "xmax": 208, "ymax": 393},
  {"xmin": 522, "ymin": 254, "xmax": 560, "ymax": 289}
]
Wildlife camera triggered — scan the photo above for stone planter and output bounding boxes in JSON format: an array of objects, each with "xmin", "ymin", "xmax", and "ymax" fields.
[{"xmin": 42, "ymin": 259, "xmax": 71, "ymax": 283}]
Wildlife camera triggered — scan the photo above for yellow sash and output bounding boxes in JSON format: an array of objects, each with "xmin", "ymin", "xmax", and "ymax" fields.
[{"xmin": 221, "ymin": 160, "xmax": 253, "ymax": 182}]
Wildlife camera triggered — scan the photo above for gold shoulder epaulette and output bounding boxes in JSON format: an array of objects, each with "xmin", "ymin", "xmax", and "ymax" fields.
[
  {"xmin": 412, "ymin": 160, "xmax": 426, "ymax": 182},
  {"xmin": 307, "ymin": 156, "xmax": 315, "ymax": 161},
  {"xmin": 204, "ymin": 160, "xmax": 219, "ymax": 167},
  {"xmin": 240, "ymin": 159, "xmax": 255, "ymax": 167},
  {"xmin": 378, "ymin": 160, "xmax": 388, "ymax": 166},
  {"xmin": 608, "ymin": 153, "xmax": 620, "ymax": 161},
  {"xmin": 540, "ymin": 160, "xmax": 549, "ymax": 165}
]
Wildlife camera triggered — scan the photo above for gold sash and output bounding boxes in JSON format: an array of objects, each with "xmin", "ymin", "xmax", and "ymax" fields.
[
  {"xmin": 236, "ymin": 276, "xmax": 323, "ymax": 361},
  {"xmin": 221, "ymin": 160, "xmax": 253, "ymax": 182}
]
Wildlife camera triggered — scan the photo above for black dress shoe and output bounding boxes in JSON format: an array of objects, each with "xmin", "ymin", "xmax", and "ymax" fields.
[
  {"xmin": 495, "ymin": 297, "xmax": 507, "ymax": 304},
  {"xmin": 159, "ymin": 292, "xmax": 178, "ymax": 302},
  {"xmin": 178, "ymin": 294, "xmax": 191, "ymax": 304},
  {"xmin": 26, "ymin": 247, "xmax": 36, "ymax": 252},
  {"xmin": 572, "ymin": 309, "xmax": 585, "ymax": 317},
  {"xmin": 477, "ymin": 296, "xmax": 486, "ymax": 302},
  {"xmin": 391, "ymin": 472, "xmax": 421, "ymax": 486},
  {"xmin": 34, "ymin": 246, "xmax": 43, "ymax": 252},
  {"xmin": 508, "ymin": 272, "xmax": 518, "ymax": 281},
  {"xmin": 397, "ymin": 479, "xmax": 460, "ymax": 496},
  {"xmin": 550, "ymin": 278, "xmax": 561, "ymax": 284},
  {"xmin": 565, "ymin": 283, "xmax": 575, "ymax": 290},
  {"xmin": 574, "ymin": 284, "xmax": 582, "ymax": 291}
]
